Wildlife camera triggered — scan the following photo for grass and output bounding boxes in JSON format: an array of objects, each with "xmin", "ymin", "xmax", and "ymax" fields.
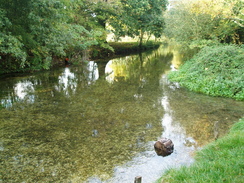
[
  {"xmin": 156, "ymin": 118, "xmax": 244, "ymax": 183},
  {"xmin": 109, "ymin": 41, "xmax": 161, "ymax": 54}
]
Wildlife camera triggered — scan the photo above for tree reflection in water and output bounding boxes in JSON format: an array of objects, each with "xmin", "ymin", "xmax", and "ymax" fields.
[{"xmin": 0, "ymin": 45, "xmax": 244, "ymax": 183}]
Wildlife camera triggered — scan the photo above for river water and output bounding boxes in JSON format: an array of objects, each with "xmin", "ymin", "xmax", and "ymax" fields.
[{"xmin": 1, "ymin": 45, "xmax": 243, "ymax": 183}]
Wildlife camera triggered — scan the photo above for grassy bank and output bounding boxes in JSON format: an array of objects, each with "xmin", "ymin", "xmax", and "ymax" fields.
[
  {"xmin": 156, "ymin": 118, "xmax": 244, "ymax": 183},
  {"xmin": 168, "ymin": 44, "xmax": 244, "ymax": 100},
  {"xmin": 90, "ymin": 41, "xmax": 162, "ymax": 60}
]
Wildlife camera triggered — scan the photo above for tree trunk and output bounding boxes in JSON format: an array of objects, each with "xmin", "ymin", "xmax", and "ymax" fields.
[{"xmin": 139, "ymin": 30, "xmax": 144, "ymax": 49}]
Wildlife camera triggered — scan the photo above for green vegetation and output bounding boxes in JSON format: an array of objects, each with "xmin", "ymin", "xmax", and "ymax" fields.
[
  {"xmin": 168, "ymin": 45, "xmax": 244, "ymax": 100},
  {"xmin": 0, "ymin": 0, "xmax": 168, "ymax": 74},
  {"xmin": 110, "ymin": 0, "xmax": 168, "ymax": 47},
  {"xmin": 1, "ymin": 0, "xmax": 243, "ymax": 182},
  {"xmin": 164, "ymin": 0, "xmax": 244, "ymax": 51},
  {"xmin": 0, "ymin": 0, "xmax": 100, "ymax": 73},
  {"xmin": 164, "ymin": 0, "xmax": 244, "ymax": 179},
  {"xmin": 110, "ymin": 41, "xmax": 161, "ymax": 54},
  {"xmin": 153, "ymin": 1, "xmax": 244, "ymax": 182},
  {"xmin": 90, "ymin": 41, "xmax": 162, "ymax": 59},
  {"xmin": 156, "ymin": 117, "xmax": 244, "ymax": 183},
  {"xmin": 165, "ymin": 0, "xmax": 244, "ymax": 100}
]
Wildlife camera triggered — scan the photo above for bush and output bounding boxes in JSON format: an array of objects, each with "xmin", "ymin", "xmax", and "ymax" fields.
[{"xmin": 168, "ymin": 44, "xmax": 244, "ymax": 100}]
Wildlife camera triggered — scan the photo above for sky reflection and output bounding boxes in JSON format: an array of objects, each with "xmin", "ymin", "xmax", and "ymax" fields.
[
  {"xmin": 103, "ymin": 74, "xmax": 197, "ymax": 183},
  {"xmin": 55, "ymin": 67, "xmax": 77, "ymax": 96}
]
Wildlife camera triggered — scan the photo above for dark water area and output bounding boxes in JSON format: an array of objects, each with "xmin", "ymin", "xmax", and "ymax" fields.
[{"xmin": 0, "ymin": 45, "xmax": 243, "ymax": 183}]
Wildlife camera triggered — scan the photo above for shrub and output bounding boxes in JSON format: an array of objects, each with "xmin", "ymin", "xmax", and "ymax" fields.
[{"xmin": 168, "ymin": 44, "xmax": 244, "ymax": 100}]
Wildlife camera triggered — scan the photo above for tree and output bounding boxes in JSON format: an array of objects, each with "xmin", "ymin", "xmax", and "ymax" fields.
[
  {"xmin": 0, "ymin": 0, "xmax": 98, "ymax": 73},
  {"xmin": 0, "ymin": 0, "xmax": 31, "ymax": 70},
  {"xmin": 0, "ymin": 9, "xmax": 27, "ymax": 68},
  {"xmin": 164, "ymin": 0, "xmax": 244, "ymax": 50},
  {"xmin": 110, "ymin": 0, "xmax": 168, "ymax": 47},
  {"xmin": 164, "ymin": 2, "xmax": 218, "ymax": 50},
  {"xmin": 187, "ymin": 0, "xmax": 244, "ymax": 43}
]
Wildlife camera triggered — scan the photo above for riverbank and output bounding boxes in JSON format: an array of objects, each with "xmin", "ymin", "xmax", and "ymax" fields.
[
  {"xmin": 0, "ymin": 41, "xmax": 162, "ymax": 75},
  {"xmin": 156, "ymin": 117, "xmax": 244, "ymax": 183},
  {"xmin": 89, "ymin": 41, "xmax": 162, "ymax": 60},
  {"xmin": 55, "ymin": 41, "xmax": 162, "ymax": 66},
  {"xmin": 167, "ymin": 44, "xmax": 244, "ymax": 100}
]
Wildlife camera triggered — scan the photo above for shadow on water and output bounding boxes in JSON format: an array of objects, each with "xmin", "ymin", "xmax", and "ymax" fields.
[{"xmin": 0, "ymin": 45, "xmax": 243, "ymax": 183}]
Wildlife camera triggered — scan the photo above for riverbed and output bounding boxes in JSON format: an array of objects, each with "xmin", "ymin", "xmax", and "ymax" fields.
[{"xmin": 1, "ymin": 45, "xmax": 243, "ymax": 183}]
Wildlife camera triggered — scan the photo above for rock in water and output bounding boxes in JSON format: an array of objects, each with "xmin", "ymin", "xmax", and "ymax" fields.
[{"xmin": 154, "ymin": 138, "xmax": 174, "ymax": 157}]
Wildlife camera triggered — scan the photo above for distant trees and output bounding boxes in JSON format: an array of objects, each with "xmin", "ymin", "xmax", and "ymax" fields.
[
  {"xmin": 109, "ymin": 0, "xmax": 168, "ymax": 47},
  {"xmin": 166, "ymin": 0, "xmax": 244, "ymax": 100},
  {"xmin": 164, "ymin": 0, "xmax": 244, "ymax": 50}
]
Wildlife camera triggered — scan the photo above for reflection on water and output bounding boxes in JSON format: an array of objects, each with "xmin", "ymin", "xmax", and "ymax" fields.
[
  {"xmin": 86, "ymin": 61, "xmax": 99, "ymax": 84},
  {"xmin": 0, "ymin": 45, "xmax": 244, "ymax": 183},
  {"xmin": 55, "ymin": 67, "xmax": 77, "ymax": 96},
  {"xmin": 105, "ymin": 76, "xmax": 196, "ymax": 183},
  {"xmin": 14, "ymin": 81, "xmax": 34, "ymax": 100}
]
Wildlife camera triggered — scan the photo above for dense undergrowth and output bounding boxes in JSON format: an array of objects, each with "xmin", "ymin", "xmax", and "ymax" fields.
[
  {"xmin": 156, "ymin": 117, "xmax": 244, "ymax": 183},
  {"xmin": 168, "ymin": 44, "xmax": 244, "ymax": 100}
]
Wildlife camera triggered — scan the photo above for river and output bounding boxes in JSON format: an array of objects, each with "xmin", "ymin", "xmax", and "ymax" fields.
[{"xmin": 1, "ymin": 45, "xmax": 243, "ymax": 183}]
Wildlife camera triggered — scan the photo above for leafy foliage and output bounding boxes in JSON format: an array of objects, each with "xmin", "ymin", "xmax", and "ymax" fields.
[
  {"xmin": 0, "ymin": 0, "xmax": 168, "ymax": 74},
  {"xmin": 0, "ymin": 7, "xmax": 27, "ymax": 70},
  {"xmin": 168, "ymin": 45, "xmax": 244, "ymax": 100},
  {"xmin": 109, "ymin": 0, "xmax": 168, "ymax": 47},
  {"xmin": 164, "ymin": 0, "xmax": 244, "ymax": 51},
  {"xmin": 0, "ymin": 0, "xmax": 101, "ymax": 73}
]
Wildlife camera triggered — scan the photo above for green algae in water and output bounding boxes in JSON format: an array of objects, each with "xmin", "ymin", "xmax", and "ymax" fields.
[
  {"xmin": 0, "ymin": 50, "xmax": 168, "ymax": 182},
  {"xmin": 1, "ymin": 46, "xmax": 244, "ymax": 182}
]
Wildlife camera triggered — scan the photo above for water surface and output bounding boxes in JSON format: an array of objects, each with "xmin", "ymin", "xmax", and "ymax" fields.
[{"xmin": 1, "ymin": 46, "xmax": 243, "ymax": 183}]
